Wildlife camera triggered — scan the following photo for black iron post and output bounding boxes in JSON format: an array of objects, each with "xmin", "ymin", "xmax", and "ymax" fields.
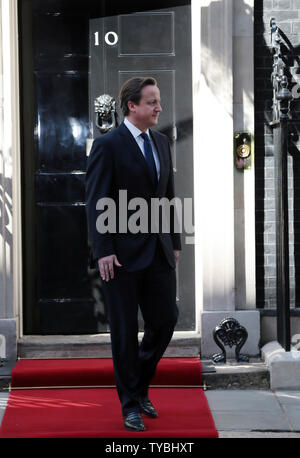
[{"xmin": 270, "ymin": 18, "xmax": 293, "ymax": 351}]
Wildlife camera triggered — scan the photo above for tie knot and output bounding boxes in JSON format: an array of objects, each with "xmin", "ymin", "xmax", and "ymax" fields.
[{"xmin": 141, "ymin": 132, "xmax": 150, "ymax": 142}]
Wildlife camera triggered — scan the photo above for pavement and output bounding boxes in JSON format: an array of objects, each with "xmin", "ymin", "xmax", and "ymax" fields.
[
  {"xmin": 206, "ymin": 389, "xmax": 300, "ymax": 438},
  {"xmin": 202, "ymin": 358, "xmax": 300, "ymax": 437},
  {"xmin": 0, "ymin": 392, "xmax": 7, "ymax": 424}
]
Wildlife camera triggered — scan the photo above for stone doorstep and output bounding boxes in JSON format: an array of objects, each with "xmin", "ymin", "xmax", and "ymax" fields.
[
  {"xmin": 202, "ymin": 359, "xmax": 270, "ymax": 390},
  {"xmin": 262, "ymin": 341, "xmax": 300, "ymax": 390},
  {"xmin": 17, "ymin": 333, "xmax": 202, "ymax": 359},
  {"xmin": 0, "ymin": 331, "xmax": 270, "ymax": 391},
  {"xmin": 0, "ymin": 358, "xmax": 269, "ymax": 391}
]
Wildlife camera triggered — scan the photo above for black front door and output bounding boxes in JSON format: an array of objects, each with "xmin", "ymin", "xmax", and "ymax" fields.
[
  {"xmin": 20, "ymin": 0, "xmax": 193, "ymax": 335},
  {"xmin": 89, "ymin": 5, "xmax": 195, "ymax": 331}
]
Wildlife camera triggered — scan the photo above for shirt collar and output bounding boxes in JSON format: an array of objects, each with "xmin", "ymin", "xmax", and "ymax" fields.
[{"xmin": 124, "ymin": 118, "xmax": 150, "ymax": 139}]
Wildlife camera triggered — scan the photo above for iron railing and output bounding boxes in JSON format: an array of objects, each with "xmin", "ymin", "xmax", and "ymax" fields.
[{"xmin": 270, "ymin": 18, "xmax": 293, "ymax": 351}]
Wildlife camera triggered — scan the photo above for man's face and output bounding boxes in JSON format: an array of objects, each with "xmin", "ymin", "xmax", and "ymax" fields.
[{"xmin": 129, "ymin": 85, "xmax": 162, "ymax": 131}]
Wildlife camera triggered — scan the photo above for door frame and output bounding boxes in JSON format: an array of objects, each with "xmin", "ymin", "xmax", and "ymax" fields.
[{"xmin": 11, "ymin": 0, "xmax": 203, "ymax": 338}]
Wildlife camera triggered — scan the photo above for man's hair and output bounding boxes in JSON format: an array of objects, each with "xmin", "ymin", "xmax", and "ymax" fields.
[{"xmin": 119, "ymin": 77, "xmax": 157, "ymax": 116}]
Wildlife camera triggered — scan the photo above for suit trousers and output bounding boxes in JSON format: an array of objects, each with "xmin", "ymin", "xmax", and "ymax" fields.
[{"xmin": 101, "ymin": 241, "xmax": 179, "ymax": 416}]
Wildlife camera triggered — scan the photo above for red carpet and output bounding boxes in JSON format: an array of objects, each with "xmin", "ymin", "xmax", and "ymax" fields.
[
  {"xmin": 0, "ymin": 357, "xmax": 218, "ymax": 438},
  {"xmin": 10, "ymin": 357, "xmax": 204, "ymax": 388}
]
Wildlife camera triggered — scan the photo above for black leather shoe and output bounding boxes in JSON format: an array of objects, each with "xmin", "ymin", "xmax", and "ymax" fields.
[
  {"xmin": 124, "ymin": 412, "xmax": 146, "ymax": 431},
  {"xmin": 139, "ymin": 397, "xmax": 158, "ymax": 418}
]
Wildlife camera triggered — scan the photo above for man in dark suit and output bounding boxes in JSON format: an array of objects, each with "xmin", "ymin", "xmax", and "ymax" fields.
[{"xmin": 85, "ymin": 77, "xmax": 181, "ymax": 432}]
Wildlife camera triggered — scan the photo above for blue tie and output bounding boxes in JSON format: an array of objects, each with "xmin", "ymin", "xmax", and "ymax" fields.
[{"xmin": 141, "ymin": 132, "xmax": 157, "ymax": 185}]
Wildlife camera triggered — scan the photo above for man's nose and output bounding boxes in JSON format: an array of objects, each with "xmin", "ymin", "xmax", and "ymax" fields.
[{"xmin": 156, "ymin": 103, "xmax": 162, "ymax": 112}]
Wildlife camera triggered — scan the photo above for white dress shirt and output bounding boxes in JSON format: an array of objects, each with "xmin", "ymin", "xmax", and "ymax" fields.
[{"xmin": 124, "ymin": 118, "xmax": 160, "ymax": 180}]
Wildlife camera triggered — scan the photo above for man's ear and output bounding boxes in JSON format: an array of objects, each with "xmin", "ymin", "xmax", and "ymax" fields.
[{"xmin": 127, "ymin": 100, "xmax": 136, "ymax": 113}]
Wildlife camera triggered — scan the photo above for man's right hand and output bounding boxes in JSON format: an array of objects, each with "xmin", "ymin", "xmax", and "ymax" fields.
[{"xmin": 98, "ymin": 255, "xmax": 122, "ymax": 282}]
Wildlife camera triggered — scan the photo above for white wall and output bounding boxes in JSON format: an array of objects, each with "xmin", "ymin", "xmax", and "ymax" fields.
[{"xmin": 196, "ymin": 0, "xmax": 259, "ymax": 357}]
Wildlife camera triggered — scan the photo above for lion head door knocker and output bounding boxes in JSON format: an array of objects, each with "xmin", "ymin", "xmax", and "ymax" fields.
[
  {"xmin": 212, "ymin": 317, "xmax": 249, "ymax": 364},
  {"xmin": 95, "ymin": 94, "xmax": 117, "ymax": 133}
]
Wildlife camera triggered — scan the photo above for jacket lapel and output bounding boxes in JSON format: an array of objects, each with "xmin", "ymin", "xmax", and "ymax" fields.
[{"xmin": 118, "ymin": 122, "xmax": 163, "ymax": 191}]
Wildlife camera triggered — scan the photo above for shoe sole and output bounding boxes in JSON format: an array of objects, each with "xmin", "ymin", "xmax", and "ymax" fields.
[
  {"xmin": 140, "ymin": 410, "xmax": 158, "ymax": 418},
  {"xmin": 140, "ymin": 406, "xmax": 158, "ymax": 418},
  {"xmin": 124, "ymin": 424, "xmax": 146, "ymax": 432}
]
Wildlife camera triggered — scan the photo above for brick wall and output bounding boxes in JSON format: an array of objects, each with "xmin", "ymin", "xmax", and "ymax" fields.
[{"xmin": 254, "ymin": 0, "xmax": 300, "ymax": 309}]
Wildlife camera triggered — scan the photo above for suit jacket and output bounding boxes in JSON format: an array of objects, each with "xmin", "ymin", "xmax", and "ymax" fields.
[{"xmin": 85, "ymin": 121, "xmax": 181, "ymax": 272}]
